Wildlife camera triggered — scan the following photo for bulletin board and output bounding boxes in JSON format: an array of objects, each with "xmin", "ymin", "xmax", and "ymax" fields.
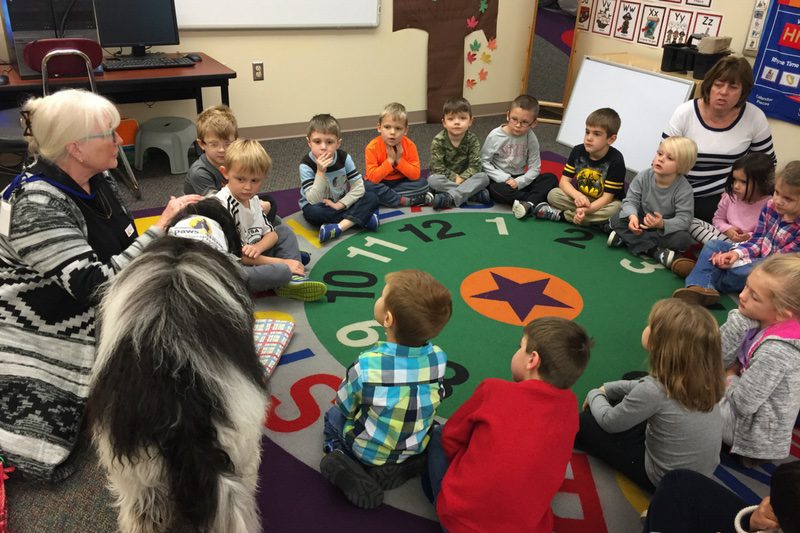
[
  {"xmin": 173, "ymin": 0, "xmax": 381, "ymax": 29},
  {"xmin": 558, "ymin": 57, "xmax": 695, "ymax": 171}
]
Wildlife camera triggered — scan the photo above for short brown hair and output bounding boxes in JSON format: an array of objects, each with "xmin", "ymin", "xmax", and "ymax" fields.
[
  {"xmin": 586, "ymin": 107, "xmax": 621, "ymax": 137},
  {"xmin": 307, "ymin": 114, "xmax": 341, "ymax": 139},
  {"xmin": 524, "ymin": 317, "xmax": 591, "ymax": 389},
  {"xmin": 379, "ymin": 102, "xmax": 408, "ymax": 126},
  {"xmin": 778, "ymin": 160, "xmax": 800, "ymax": 189},
  {"xmin": 196, "ymin": 104, "xmax": 238, "ymax": 141},
  {"xmin": 510, "ymin": 94, "xmax": 539, "ymax": 116},
  {"xmin": 383, "ymin": 270, "xmax": 452, "ymax": 347},
  {"xmin": 443, "ymin": 97, "xmax": 472, "ymax": 117},
  {"xmin": 647, "ymin": 299, "xmax": 724, "ymax": 412},
  {"xmin": 223, "ymin": 139, "xmax": 272, "ymax": 177},
  {"xmin": 700, "ymin": 56, "xmax": 754, "ymax": 109}
]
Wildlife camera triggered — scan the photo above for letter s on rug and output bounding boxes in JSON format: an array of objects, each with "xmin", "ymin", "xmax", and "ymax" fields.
[{"xmin": 87, "ymin": 236, "xmax": 269, "ymax": 533}]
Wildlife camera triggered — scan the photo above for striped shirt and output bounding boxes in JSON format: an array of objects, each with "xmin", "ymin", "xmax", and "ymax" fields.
[
  {"xmin": 336, "ymin": 341, "xmax": 447, "ymax": 466},
  {"xmin": 663, "ymin": 99, "xmax": 775, "ymax": 198},
  {"xmin": 733, "ymin": 199, "xmax": 800, "ymax": 263}
]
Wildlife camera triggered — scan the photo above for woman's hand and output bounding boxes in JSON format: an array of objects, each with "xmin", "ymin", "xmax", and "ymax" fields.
[{"xmin": 154, "ymin": 194, "xmax": 204, "ymax": 231}]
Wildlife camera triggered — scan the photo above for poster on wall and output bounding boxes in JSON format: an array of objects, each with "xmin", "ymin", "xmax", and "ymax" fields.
[
  {"xmin": 744, "ymin": 0, "xmax": 769, "ymax": 56},
  {"xmin": 685, "ymin": 0, "xmax": 712, "ymax": 7},
  {"xmin": 663, "ymin": 8, "xmax": 693, "ymax": 45},
  {"xmin": 691, "ymin": 12, "xmax": 723, "ymax": 37},
  {"xmin": 637, "ymin": 5, "xmax": 665, "ymax": 46},
  {"xmin": 577, "ymin": 0, "xmax": 594, "ymax": 31},
  {"xmin": 748, "ymin": 0, "xmax": 800, "ymax": 126},
  {"xmin": 591, "ymin": 0, "xmax": 616, "ymax": 36},
  {"xmin": 613, "ymin": 1, "xmax": 641, "ymax": 41}
]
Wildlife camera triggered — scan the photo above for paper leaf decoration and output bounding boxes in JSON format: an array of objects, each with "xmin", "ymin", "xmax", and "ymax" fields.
[
  {"xmin": 470, "ymin": 40, "xmax": 481, "ymax": 52},
  {"xmin": 466, "ymin": 51, "xmax": 477, "ymax": 64},
  {"xmin": 466, "ymin": 78, "xmax": 477, "ymax": 89},
  {"xmin": 487, "ymin": 38, "xmax": 497, "ymax": 51},
  {"xmin": 478, "ymin": 68, "xmax": 488, "ymax": 81},
  {"xmin": 466, "ymin": 16, "xmax": 479, "ymax": 29},
  {"xmin": 480, "ymin": 0, "xmax": 488, "ymax": 13},
  {"xmin": 480, "ymin": 52, "xmax": 492, "ymax": 63}
]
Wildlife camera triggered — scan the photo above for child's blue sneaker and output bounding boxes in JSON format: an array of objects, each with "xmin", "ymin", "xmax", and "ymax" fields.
[
  {"xmin": 534, "ymin": 202, "xmax": 562, "ymax": 221},
  {"xmin": 432, "ymin": 193, "xmax": 455, "ymax": 210},
  {"xmin": 364, "ymin": 212, "xmax": 380, "ymax": 231},
  {"xmin": 319, "ymin": 224, "xmax": 342, "ymax": 243},
  {"xmin": 469, "ymin": 189, "xmax": 491, "ymax": 205},
  {"xmin": 275, "ymin": 275, "xmax": 328, "ymax": 302},
  {"xmin": 300, "ymin": 251, "xmax": 311, "ymax": 265}
]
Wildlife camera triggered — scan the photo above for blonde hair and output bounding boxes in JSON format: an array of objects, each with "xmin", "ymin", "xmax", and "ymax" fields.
[
  {"xmin": 223, "ymin": 139, "xmax": 272, "ymax": 177},
  {"xmin": 383, "ymin": 270, "xmax": 452, "ymax": 347},
  {"xmin": 659, "ymin": 136, "xmax": 698, "ymax": 175},
  {"xmin": 647, "ymin": 299, "xmax": 724, "ymax": 412},
  {"xmin": 22, "ymin": 89, "xmax": 120, "ymax": 163},
  {"xmin": 379, "ymin": 102, "xmax": 407, "ymax": 126},
  {"xmin": 524, "ymin": 317, "xmax": 591, "ymax": 389},
  {"xmin": 751, "ymin": 254, "xmax": 800, "ymax": 319},
  {"xmin": 196, "ymin": 105, "xmax": 237, "ymax": 142}
]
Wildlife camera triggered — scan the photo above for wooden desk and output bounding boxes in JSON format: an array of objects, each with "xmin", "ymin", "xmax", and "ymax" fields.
[{"xmin": 0, "ymin": 53, "xmax": 236, "ymax": 113}]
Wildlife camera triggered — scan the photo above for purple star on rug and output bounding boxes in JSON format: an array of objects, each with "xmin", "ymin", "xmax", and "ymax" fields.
[{"xmin": 472, "ymin": 272, "xmax": 572, "ymax": 321}]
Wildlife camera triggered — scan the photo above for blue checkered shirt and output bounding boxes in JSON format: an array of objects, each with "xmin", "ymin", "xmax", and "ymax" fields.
[{"xmin": 336, "ymin": 341, "xmax": 447, "ymax": 466}]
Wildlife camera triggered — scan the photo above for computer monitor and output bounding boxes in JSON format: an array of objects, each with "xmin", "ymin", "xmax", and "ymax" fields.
[{"xmin": 92, "ymin": 0, "xmax": 180, "ymax": 57}]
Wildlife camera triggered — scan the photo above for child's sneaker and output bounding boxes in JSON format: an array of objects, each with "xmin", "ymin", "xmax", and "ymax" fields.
[
  {"xmin": 364, "ymin": 212, "xmax": 380, "ymax": 231},
  {"xmin": 399, "ymin": 191, "xmax": 431, "ymax": 207},
  {"xmin": 275, "ymin": 275, "xmax": 327, "ymax": 302},
  {"xmin": 367, "ymin": 452, "xmax": 427, "ymax": 490},
  {"xmin": 432, "ymin": 193, "xmax": 455, "ymax": 210},
  {"xmin": 670, "ymin": 257, "xmax": 696, "ymax": 278},
  {"xmin": 300, "ymin": 251, "xmax": 311, "ymax": 266},
  {"xmin": 469, "ymin": 189, "xmax": 491, "ymax": 205},
  {"xmin": 652, "ymin": 247, "xmax": 675, "ymax": 268},
  {"xmin": 320, "ymin": 450, "xmax": 384, "ymax": 509},
  {"xmin": 511, "ymin": 200, "xmax": 532, "ymax": 219},
  {"xmin": 319, "ymin": 224, "xmax": 342, "ymax": 243},
  {"xmin": 606, "ymin": 230, "xmax": 624, "ymax": 248},
  {"xmin": 534, "ymin": 202, "xmax": 562, "ymax": 221}
]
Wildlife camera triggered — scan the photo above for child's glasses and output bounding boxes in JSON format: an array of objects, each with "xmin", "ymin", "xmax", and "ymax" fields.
[
  {"xmin": 205, "ymin": 141, "xmax": 233, "ymax": 150},
  {"xmin": 508, "ymin": 116, "xmax": 534, "ymax": 127}
]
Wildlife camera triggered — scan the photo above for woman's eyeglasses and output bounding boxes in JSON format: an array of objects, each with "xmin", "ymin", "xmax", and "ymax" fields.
[{"xmin": 80, "ymin": 129, "xmax": 117, "ymax": 141}]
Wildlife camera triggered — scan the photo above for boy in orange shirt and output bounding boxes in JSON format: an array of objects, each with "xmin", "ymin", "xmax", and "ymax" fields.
[{"xmin": 365, "ymin": 102, "xmax": 430, "ymax": 207}]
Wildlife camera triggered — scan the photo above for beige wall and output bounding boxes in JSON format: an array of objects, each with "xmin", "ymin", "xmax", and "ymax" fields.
[
  {"xmin": 0, "ymin": 1, "xmax": 536, "ymax": 135},
  {"xmin": 567, "ymin": 0, "xmax": 797, "ymax": 170}
]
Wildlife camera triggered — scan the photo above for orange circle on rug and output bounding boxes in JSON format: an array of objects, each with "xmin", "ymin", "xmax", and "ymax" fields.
[{"xmin": 460, "ymin": 266, "xmax": 583, "ymax": 326}]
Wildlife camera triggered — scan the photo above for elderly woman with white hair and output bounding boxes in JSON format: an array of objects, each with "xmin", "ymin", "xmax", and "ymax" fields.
[{"xmin": 0, "ymin": 89, "xmax": 201, "ymax": 481}]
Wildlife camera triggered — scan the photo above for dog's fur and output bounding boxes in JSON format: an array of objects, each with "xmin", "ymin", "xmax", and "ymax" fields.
[{"xmin": 87, "ymin": 236, "xmax": 268, "ymax": 533}]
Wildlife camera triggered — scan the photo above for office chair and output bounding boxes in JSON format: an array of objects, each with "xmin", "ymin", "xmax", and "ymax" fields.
[{"xmin": 23, "ymin": 38, "xmax": 142, "ymax": 199}]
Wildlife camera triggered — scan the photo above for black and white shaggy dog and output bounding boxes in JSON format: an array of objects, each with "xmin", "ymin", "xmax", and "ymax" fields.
[{"xmin": 87, "ymin": 236, "xmax": 268, "ymax": 533}]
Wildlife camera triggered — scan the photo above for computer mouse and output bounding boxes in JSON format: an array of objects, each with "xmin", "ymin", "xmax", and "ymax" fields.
[
  {"xmin": 0, "ymin": 75, "xmax": 9, "ymax": 86},
  {"xmin": 184, "ymin": 53, "xmax": 202, "ymax": 63}
]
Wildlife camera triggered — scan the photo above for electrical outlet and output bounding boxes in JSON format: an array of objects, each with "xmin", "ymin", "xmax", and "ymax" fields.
[{"xmin": 252, "ymin": 62, "xmax": 264, "ymax": 81}]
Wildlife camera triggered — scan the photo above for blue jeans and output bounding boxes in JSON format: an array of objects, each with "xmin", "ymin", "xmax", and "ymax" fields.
[
  {"xmin": 420, "ymin": 424, "xmax": 449, "ymax": 504},
  {"xmin": 366, "ymin": 178, "xmax": 429, "ymax": 207},
  {"xmin": 302, "ymin": 190, "xmax": 379, "ymax": 228},
  {"xmin": 685, "ymin": 239, "xmax": 761, "ymax": 293}
]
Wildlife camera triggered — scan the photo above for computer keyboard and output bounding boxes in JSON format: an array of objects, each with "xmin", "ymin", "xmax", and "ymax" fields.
[{"xmin": 102, "ymin": 56, "xmax": 196, "ymax": 71}]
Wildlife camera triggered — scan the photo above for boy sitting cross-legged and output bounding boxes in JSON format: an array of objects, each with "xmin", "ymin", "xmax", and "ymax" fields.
[
  {"xmin": 216, "ymin": 139, "xmax": 326, "ymax": 301},
  {"xmin": 423, "ymin": 317, "xmax": 592, "ymax": 533},
  {"xmin": 365, "ymin": 102, "xmax": 430, "ymax": 207},
  {"xmin": 299, "ymin": 113, "xmax": 380, "ymax": 244},
  {"xmin": 427, "ymin": 96, "xmax": 491, "ymax": 210},
  {"xmin": 524, "ymin": 107, "xmax": 626, "ymax": 226},
  {"xmin": 320, "ymin": 270, "xmax": 452, "ymax": 509}
]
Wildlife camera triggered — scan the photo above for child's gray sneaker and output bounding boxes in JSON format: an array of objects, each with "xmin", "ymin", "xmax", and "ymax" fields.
[
  {"xmin": 320, "ymin": 450, "xmax": 384, "ymax": 509},
  {"xmin": 367, "ymin": 452, "xmax": 427, "ymax": 490},
  {"xmin": 534, "ymin": 202, "xmax": 562, "ymax": 221},
  {"xmin": 607, "ymin": 230, "xmax": 624, "ymax": 248},
  {"xmin": 511, "ymin": 200, "xmax": 532, "ymax": 219}
]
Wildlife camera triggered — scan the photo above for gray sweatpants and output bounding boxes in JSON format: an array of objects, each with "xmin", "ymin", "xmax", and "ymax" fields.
[
  {"xmin": 427, "ymin": 172, "xmax": 490, "ymax": 206},
  {"xmin": 240, "ymin": 224, "xmax": 299, "ymax": 291}
]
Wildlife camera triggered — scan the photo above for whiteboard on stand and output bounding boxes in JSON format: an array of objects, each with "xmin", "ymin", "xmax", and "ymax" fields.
[
  {"xmin": 557, "ymin": 57, "xmax": 695, "ymax": 173},
  {"xmin": 174, "ymin": 0, "xmax": 381, "ymax": 29}
]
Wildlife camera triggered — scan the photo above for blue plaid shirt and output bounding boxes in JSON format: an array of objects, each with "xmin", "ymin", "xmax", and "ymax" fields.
[
  {"xmin": 734, "ymin": 200, "xmax": 800, "ymax": 263},
  {"xmin": 335, "ymin": 341, "xmax": 447, "ymax": 466}
]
